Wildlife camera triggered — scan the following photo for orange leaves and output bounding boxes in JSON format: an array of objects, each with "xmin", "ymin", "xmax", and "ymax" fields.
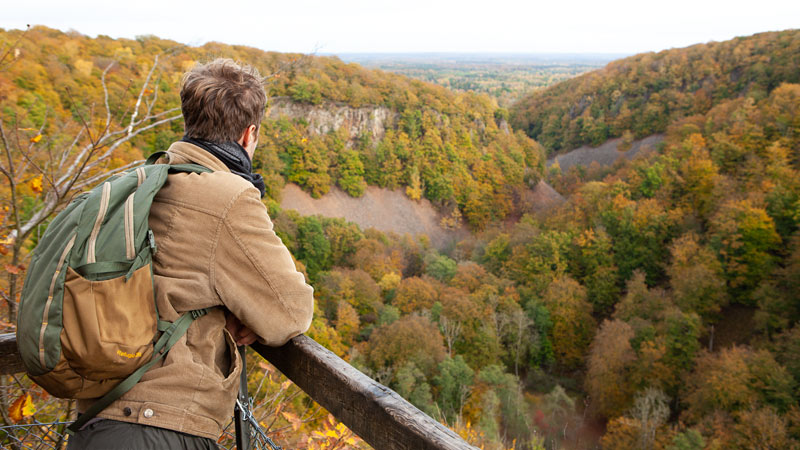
[
  {"xmin": 30, "ymin": 175, "xmax": 43, "ymax": 194},
  {"xmin": 29, "ymin": 134, "xmax": 42, "ymax": 143},
  {"xmin": 281, "ymin": 411, "xmax": 302, "ymax": 431},
  {"xmin": 9, "ymin": 394, "xmax": 36, "ymax": 423},
  {"xmin": 4, "ymin": 263, "xmax": 25, "ymax": 274}
]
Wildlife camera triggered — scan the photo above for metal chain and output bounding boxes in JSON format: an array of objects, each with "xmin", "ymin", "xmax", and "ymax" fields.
[{"xmin": 236, "ymin": 397, "xmax": 284, "ymax": 450}]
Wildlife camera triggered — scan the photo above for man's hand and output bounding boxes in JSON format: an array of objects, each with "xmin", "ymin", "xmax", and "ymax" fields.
[{"xmin": 225, "ymin": 313, "xmax": 258, "ymax": 346}]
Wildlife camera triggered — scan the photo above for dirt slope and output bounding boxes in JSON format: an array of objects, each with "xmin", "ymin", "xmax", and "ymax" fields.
[
  {"xmin": 280, "ymin": 184, "xmax": 468, "ymax": 249},
  {"xmin": 547, "ymin": 134, "xmax": 664, "ymax": 172}
]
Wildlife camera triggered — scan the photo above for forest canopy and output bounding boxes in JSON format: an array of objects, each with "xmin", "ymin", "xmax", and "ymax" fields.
[{"xmin": 510, "ymin": 29, "xmax": 800, "ymax": 153}]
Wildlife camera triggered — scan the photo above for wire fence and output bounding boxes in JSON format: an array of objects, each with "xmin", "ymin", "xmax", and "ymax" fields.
[{"xmin": 1, "ymin": 411, "xmax": 283, "ymax": 450}]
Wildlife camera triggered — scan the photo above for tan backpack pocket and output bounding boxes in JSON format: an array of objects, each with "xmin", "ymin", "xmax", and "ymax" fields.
[{"xmin": 61, "ymin": 264, "xmax": 157, "ymax": 381}]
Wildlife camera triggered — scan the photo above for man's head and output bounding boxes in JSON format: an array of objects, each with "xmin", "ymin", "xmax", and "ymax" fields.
[{"xmin": 180, "ymin": 59, "xmax": 267, "ymax": 149}]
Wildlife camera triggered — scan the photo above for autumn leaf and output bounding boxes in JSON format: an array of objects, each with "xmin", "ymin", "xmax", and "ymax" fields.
[
  {"xmin": 281, "ymin": 380, "xmax": 291, "ymax": 390},
  {"xmin": 301, "ymin": 138, "xmax": 308, "ymax": 144},
  {"xmin": 30, "ymin": 134, "xmax": 42, "ymax": 143},
  {"xmin": 0, "ymin": 234, "xmax": 13, "ymax": 255},
  {"xmin": 9, "ymin": 394, "xmax": 35, "ymax": 422},
  {"xmin": 281, "ymin": 411, "xmax": 302, "ymax": 431},
  {"xmin": 4, "ymin": 264, "xmax": 23, "ymax": 274},
  {"xmin": 30, "ymin": 175, "xmax": 43, "ymax": 194}
]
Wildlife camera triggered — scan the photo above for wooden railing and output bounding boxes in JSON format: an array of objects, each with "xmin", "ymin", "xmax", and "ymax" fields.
[{"xmin": 0, "ymin": 333, "xmax": 477, "ymax": 450}]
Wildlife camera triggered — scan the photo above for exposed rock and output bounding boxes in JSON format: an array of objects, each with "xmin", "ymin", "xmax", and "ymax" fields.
[
  {"xmin": 529, "ymin": 180, "xmax": 566, "ymax": 212},
  {"xmin": 547, "ymin": 134, "xmax": 664, "ymax": 172},
  {"xmin": 497, "ymin": 118, "xmax": 511, "ymax": 135},
  {"xmin": 267, "ymin": 97, "xmax": 396, "ymax": 142}
]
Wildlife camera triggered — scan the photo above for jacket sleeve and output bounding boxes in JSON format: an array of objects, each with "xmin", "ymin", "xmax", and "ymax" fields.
[{"xmin": 212, "ymin": 187, "xmax": 314, "ymax": 346}]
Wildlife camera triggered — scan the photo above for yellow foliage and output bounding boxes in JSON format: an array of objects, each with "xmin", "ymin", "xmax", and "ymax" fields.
[
  {"xmin": 74, "ymin": 59, "xmax": 93, "ymax": 77},
  {"xmin": 303, "ymin": 414, "xmax": 363, "ymax": 450},
  {"xmin": 9, "ymin": 394, "xmax": 35, "ymax": 423},
  {"xmin": 30, "ymin": 175, "xmax": 43, "ymax": 194},
  {"xmin": 378, "ymin": 272, "xmax": 401, "ymax": 292}
]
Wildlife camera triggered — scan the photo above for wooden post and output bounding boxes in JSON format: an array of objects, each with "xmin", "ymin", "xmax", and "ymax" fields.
[{"xmin": 0, "ymin": 333, "xmax": 24, "ymax": 374}]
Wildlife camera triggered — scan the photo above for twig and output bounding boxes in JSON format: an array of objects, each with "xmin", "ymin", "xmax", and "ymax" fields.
[{"xmin": 128, "ymin": 54, "xmax": 159, "ymax": 135}]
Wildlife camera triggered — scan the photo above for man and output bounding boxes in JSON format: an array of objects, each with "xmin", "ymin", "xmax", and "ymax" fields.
[{"xmin": 67, "ymin": 59, "xmax": 314, "ymax": 449}]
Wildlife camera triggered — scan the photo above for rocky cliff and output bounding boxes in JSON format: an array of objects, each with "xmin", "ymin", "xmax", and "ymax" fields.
[{"xmin": 267, "ymin": 97, "xmax": 396, "ymax": 142}]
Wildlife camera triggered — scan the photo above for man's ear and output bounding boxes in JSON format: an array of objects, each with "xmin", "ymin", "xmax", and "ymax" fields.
[
  {"xmin": 239, "ymin": 124, "xmax": 258, "ymax": 159},
  {"xmin": 239, "ymin": 124, "xmax": 258, "ymax": 147}
]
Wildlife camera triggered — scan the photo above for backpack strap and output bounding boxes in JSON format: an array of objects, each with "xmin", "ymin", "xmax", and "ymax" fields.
[
  {"xmin": 146, "ymin": 151, "xmax": 213, "ymax": 175},
  {"xmin": 145, "ymin": 151, "xmax": 168, "ymax": 165},
  {"xmin": 66, "ymin": 308, "xmax": 211, "ymax": 435}
]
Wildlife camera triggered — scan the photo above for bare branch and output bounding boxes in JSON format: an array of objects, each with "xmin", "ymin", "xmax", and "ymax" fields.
[
  {"xmin": 0, "ymin": 121, "xmax": 22, "ymax": 236},
  {"xmin": 63, "ymin": 87, "xmax": 97, "ymax": 145},
  {"xmin": 60, "ymin": 128, "xmax": 85, "ymax": 167},
  {"xmin": 0, "ymin": 121, "xmax": 12, "ymax": 179},
  {"xmin": 71, "ymin": 159, "xmax": 144, "ymax": 191},
  {"xmin": 128, "ymin": 54, "xmax": 159, "ymax": 135},
  {"xmin": 82, "ymin": 113, "xmax": 181, "ymax": 171},
  {"xmin": 142, "ymin": 106, "xmax": 181, "ymax": 122},
  {"xmin": 16, "ymin": 112, "xmax": 53, "ymax": 190},
  {"xmin": 143, "ymin": 75, "xmax": 161, "ymax": 119},
  {"xmin": 101, "ymin": 62, "xmax": 116, "ymax": 134}
]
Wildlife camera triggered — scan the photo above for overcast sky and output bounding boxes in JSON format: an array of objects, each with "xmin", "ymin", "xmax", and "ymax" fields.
[{"xmin": 2, "ymin": 0, "xmax": 798, "ymax": 55}]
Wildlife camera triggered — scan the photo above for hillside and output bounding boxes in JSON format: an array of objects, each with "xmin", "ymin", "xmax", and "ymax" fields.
[
  {"xmin": 492, "ymin": 30, "xmax": 800, "ymax": 448},
  {"xmin": 0, "ymin": 26, "xmax": 545, "ymax": 231},
  {"xmin": 510, "ymin": 29, "xmax": 800, "ymax": 152}
]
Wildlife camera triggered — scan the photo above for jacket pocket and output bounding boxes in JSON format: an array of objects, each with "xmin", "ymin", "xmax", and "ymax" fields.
[{"xmin": 218, "ymin": 327, "xmax": 242, "ymax": 390}]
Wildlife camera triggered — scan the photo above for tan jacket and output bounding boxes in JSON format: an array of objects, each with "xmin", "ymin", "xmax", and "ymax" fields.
[{"xmin": 77, "ymin": 141, "xmax": 314, "ymax": 439}]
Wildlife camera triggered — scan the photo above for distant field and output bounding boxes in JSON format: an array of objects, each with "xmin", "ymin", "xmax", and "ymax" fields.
[{"xmin": 336, "ymin": 53, "xmax": 623, "ymax": 106}]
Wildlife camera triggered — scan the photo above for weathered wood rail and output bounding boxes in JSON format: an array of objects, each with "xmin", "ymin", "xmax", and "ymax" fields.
[{"xmin": 0, "ymin": 333, "xmax": 477, "ymax": 450}]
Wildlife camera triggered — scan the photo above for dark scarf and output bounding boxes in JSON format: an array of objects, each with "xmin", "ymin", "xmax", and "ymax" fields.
[{"xmin": 182, "ymin": 136, "xmax": 266, "ymax": 198}]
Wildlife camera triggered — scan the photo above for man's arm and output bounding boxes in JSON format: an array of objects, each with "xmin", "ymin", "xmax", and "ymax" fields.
[{"xmin": 213, "ymin": 187, "xmax": 314, "ymax": 346}]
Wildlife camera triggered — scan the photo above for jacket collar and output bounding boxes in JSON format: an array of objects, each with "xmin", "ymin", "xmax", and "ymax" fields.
[{"xmin": 164, "ymin": 141, "xmax": 231, "ymax": 173}]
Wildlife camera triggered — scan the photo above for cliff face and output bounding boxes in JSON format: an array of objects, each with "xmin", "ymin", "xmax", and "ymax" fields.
[{"xmin": 267, "ymin": 97, "xmax": 396, "ymax": 142}]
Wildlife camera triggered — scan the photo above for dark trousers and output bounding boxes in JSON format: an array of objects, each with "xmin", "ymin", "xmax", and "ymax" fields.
[{"xmin": 66, "ymin": 419, "xmax": 217, "ymax": 450}]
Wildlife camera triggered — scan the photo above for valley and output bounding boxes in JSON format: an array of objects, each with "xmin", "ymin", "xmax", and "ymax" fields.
[{"xmin": 1, "ymin": 26, "xmax": 799, "ymax": 450}]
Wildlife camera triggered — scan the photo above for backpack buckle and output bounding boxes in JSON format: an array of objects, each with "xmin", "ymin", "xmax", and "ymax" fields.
[{"xmin": 148, "ymin": 230, "xmax": 157, "ymax": 254}]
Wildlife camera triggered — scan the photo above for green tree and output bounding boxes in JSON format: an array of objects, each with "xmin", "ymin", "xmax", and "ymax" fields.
[
  {"xmin": 434, "ymin": 355, "xmax": 475, "ymax": 423},
  {"xmin": 295, "ymin": 216, "xmax": 332, "ymax": 280},
  {"xmin": 393, "ymin": 361, "xmax": 436, "ymax": 416},
  {"xmin": 709, "ymin": 199, "xmax": 782, "ymax": 301}
]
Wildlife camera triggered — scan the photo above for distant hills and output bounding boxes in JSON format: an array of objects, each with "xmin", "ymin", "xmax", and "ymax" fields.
[{"xmin": 510, "ymin": 29, "xmax": 800, "ymax": 153}]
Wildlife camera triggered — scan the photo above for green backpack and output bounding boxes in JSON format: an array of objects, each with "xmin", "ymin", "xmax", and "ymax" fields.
[{"xmin": 16, "ymin": 152, "xmax": 211, "ymax": 434}]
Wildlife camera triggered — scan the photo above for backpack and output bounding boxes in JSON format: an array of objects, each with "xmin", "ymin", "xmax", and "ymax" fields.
[{"xmin": 16, "ymin": 151, "xmax": 211, "ymax": 434}]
